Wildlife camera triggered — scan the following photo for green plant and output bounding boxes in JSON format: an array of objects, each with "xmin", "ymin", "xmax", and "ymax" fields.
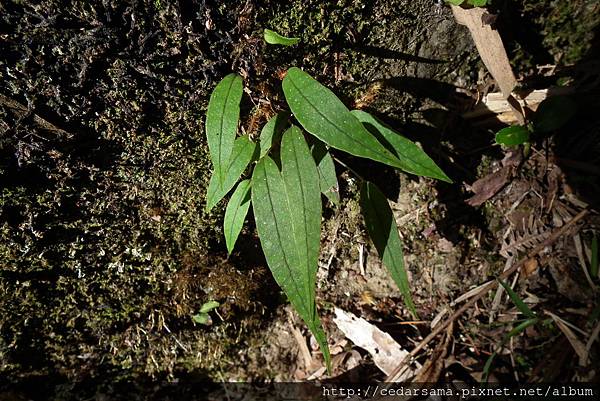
[
  {"xmin": 204, "ymin": 67, "xmax": 450, "ymax": 371},
  {"xmin": 445, "ymin": 0, "xmax": 489, "ymax": 7},
  {"xmin": 263, "ymin": 29, "xmax": 300, "ymax": 46},
  {"xmin": 483, "ymin": 279, "xmax": 550, "ymax": 381},
  {"xmin": 494, "ymin": 96, "xmax": 578, "ymax": 149},
  {"xmin": 192, "ymin": 300, "xmax": 220, "ymax": 325}
]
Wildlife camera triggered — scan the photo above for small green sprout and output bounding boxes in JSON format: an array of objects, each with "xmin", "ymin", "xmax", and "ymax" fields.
[
  {"xmin": 192, "ymin": 300, "xmax": 220, "ymax": 325},
  {"xmin": 494, "ymin": 96, "xmax": 577, "ymax": 150},
  {"xmin": 264, "ymin": 29, "xmax": 300, "ymax": 46}
]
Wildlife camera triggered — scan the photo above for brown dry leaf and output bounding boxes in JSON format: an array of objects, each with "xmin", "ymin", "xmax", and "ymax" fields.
[
  {"xmin": 291, "ymin": 326, "xmax": 314, "ymax": 372},
  {"xmin": 451, "ymin": 6, "xmax": 516, "ymax": 99},
  {"xmin": 547, "ymin": 312, "xmax": 588, "ymax": 366},
  {"xmin": 523, "ymin": 258, "xmax": 539, "ymax": 277},
  {"xmin": 467, "ymin": 149, "xmax": 523, "ymax": 207},
  {"xmin": 332, "ymin": 307, "xmax": 419, "ymax": 379},
  {"xmin": 466, "ymin": 166, "xmax": 510, "ymax": 206}
]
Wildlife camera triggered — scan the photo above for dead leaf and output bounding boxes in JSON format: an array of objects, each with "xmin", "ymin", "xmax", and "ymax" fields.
[
  {"xmin": 291, "ymin": 326, "xmax": 313, "ymax": 371},
  {"xmin": 547, "ymin": 312, "xmax": 588, "ymax": 366},
  {"xmin": 466, "ymin": 167, "xmax": 510, "ymax": 206},
  {"xmin": 523, "ymin": 258, "xmax": 539, "ymax": 277},
  {"xmin": 332, "ymin": 308, "xmax": 419, "ymax": 379},
  {"xmin": 451, "ymin": 6, "xmax": 516, "ymax": 99},
  {"xmin": 466, "ymin": 149, "xmax": 522, "ymax": 207}
]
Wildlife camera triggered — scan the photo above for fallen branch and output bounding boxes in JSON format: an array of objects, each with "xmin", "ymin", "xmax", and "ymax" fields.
[{"xmin": 0, "ymin": 93, "xmax": 73, "ymax": 138}]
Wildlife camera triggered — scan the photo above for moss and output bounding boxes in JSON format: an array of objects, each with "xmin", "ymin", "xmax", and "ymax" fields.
[
  {"xmin": 0, "ymin": 0, "xmax": 275, "ymax": 391},
  {"xmin": 497, "ymin": 0, "xmax": 600, "ymax": 74}
]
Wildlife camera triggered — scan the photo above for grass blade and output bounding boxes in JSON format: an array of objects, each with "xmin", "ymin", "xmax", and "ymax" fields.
[
  {"xmin": 205, "ymin": 74, "xmax": 243, "ymax": 185},
  {"xmin": 483, "ymin": 317, "xmax": 539, "ymax": 381},
  {"xmin": 252, "ymin": 127, "xmax": 331, "ymax": 371},
  {"xmin": 283, "ymin": 67, "xmax": 407, "ymax": 170},
  {"xmin": 351, "ymin": 110, "xmax": 451, "ymax": 182},
  {"xmin": 223, "ymin": 179, "xmax": 252, "ymax": 254},
  {"xmin": 360, "ymin": 181, "xmax": 417, "ymax": 318},
  {"xmin": 498, "ymin": 279, "xmax": 536, "ymax": 319}
]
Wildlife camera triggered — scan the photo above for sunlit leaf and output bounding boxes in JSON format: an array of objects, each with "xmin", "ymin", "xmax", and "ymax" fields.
[
  {"xmin": 206, "ymin": 135, "xmax": 257, "ymax": 211},
  {"xmin": 264, "ymin": 29, "xmax": 300, "ymax": 46},
  {"xmin": 283, "ymin": 67, "xmax": 407, "ymax": 170},
  {"xmin": 251, "ymin": 126, "xmax": 331, "ymax": 371},
  {"xmin": 533, "ymin": 96, "xmax": 577, "ymax": 133},
  {"xmin": 360, "ymin": 181, "xmax": 418, "ymax": 318},
  {"xmin": 223, "ymin": 179, "xmax": 252, "ymax": 254},
  {"xmin": 199, "ymin": 300, "xmax": 220, "ymax": 314},
  {"xmin": 495, "ymin": 125, "xmax": 530, "ymax": 147},
  {"xmin": 192, "ymin": 313, "xmax": 210, "ymax": 325},
  {"xmin": 351, "ymin": 110, "xmax": 451, "ymax": 182},
  {"xmin": 311, "ymin": 141, "xmax": 339, "ymax": 205},
  {"xmin": 259, "ymin": 111, "xmax": 289, "ymax": 158},
  {"xmin": 467, "ymin": 0, "xmax": 488, "ymax": 6},
  {"xmin": 205, "ymin": 73, "xmax": 243, "ymax": 185}
]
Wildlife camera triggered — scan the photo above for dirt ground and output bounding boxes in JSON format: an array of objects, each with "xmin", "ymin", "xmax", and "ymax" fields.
[{"xmin": 1, "ymin": 0, "xmax": 599, "ymax": 399}]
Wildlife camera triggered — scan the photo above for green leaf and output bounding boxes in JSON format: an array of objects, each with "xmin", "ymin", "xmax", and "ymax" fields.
[
  {"xmin": 445, "ymin": 0, "xmax": 465, "ymax": 5},
  {"xmin": 483, "ymin": 317, "xmax": 538, "ymax": 381},
  {"xmin": 264, "ymin": 29, "xmax": 300, "ymax": 46},
  {"xmin": 206, "ymin": 135, "xmax": 257, "ymax": 212},
  {"xmin": 282, "ymin": 67, "xmax": 406, "ymax": 170},
  {"xmin": 495, "ymin": 125, "xmax": 531, "ymax": 147},
  {"xmin": 259, "ymin": 111, "xmax": 290, "ymax": 158},
  {"xmin": 199, "ymin": 300, "xmax": 220, "ymax": 313},
  {"xmin": 224, "ymin": 180, "xmax": 252, "ymax": 254},
  {"xmin": 311, "ymin": 141, "xmax": 340, "ymax": 205},
  {"xmin": 498, "ymin": 279, "xmax": 537, "ymax": 319},
  {"xmin": 192, "ymin": 313, "xmax": 210, "ymax": 325},
  {"xmin": 486, "ymin": 318, "xmax": 538, "ymax": 381},
  {"xmin": 467, "ymin": 0, "xmax": 488, "ymax": 6},
  {"xmin": 533, "ymin": 96, "xmax": 577, "ymax": 133},
  {"xmin": 591, "ymin": 234, "xmax": 598, "ymax": 279},
  {"xmin": 351, "ymin": 110, "xmax": 452, "ymax": 182},
  {"xmin": 205, "ymin": 73, "xmax": 243, "ymax": 185},
  {"xmin": 360, "ymin": 181, "xmax": 418, "ymax": 318},
  {"xmin": 251, "ymin": 127, "xmax": 331, "ymax": 371},
  {"xmin": 506, "ymin": 317, "xmax": 539, "ymax": 338}
]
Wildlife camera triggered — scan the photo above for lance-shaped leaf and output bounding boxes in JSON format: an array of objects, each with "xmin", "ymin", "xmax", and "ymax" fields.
[
  {"xmin": 352, "ymin": 110, "xmax": 452, "ymax": 182},
  {"xmin": 223, "ymin": 179, "xmax": 252, "ymax": 254},
  {"xmin": 283, "ymin": 67, "xmax": 405, "ymax": 170},
  {"xmin": 205, "ymin": 135, "xmax": 257, "ymax": 212},
  {"xmin": 259, "ymin": 111, "xmax": 290, "ymax": 158},
  {"xmin": 360, "ymin": 181, "xmax": 417, "ymax": 318},
  {"xmin": 311, "ymin": 141, "xmax": 340, "ymax": 205},
  {"xmin": 205, "ymin": 73, "xmax": 243, "ymax": 184},
  {"xmin": 264, "ymin": 29, "xmax": 300, "ymax": 46},
  {"xmin": 251, "ymin": 127, "xmax": 331, "ymax": 370}
]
